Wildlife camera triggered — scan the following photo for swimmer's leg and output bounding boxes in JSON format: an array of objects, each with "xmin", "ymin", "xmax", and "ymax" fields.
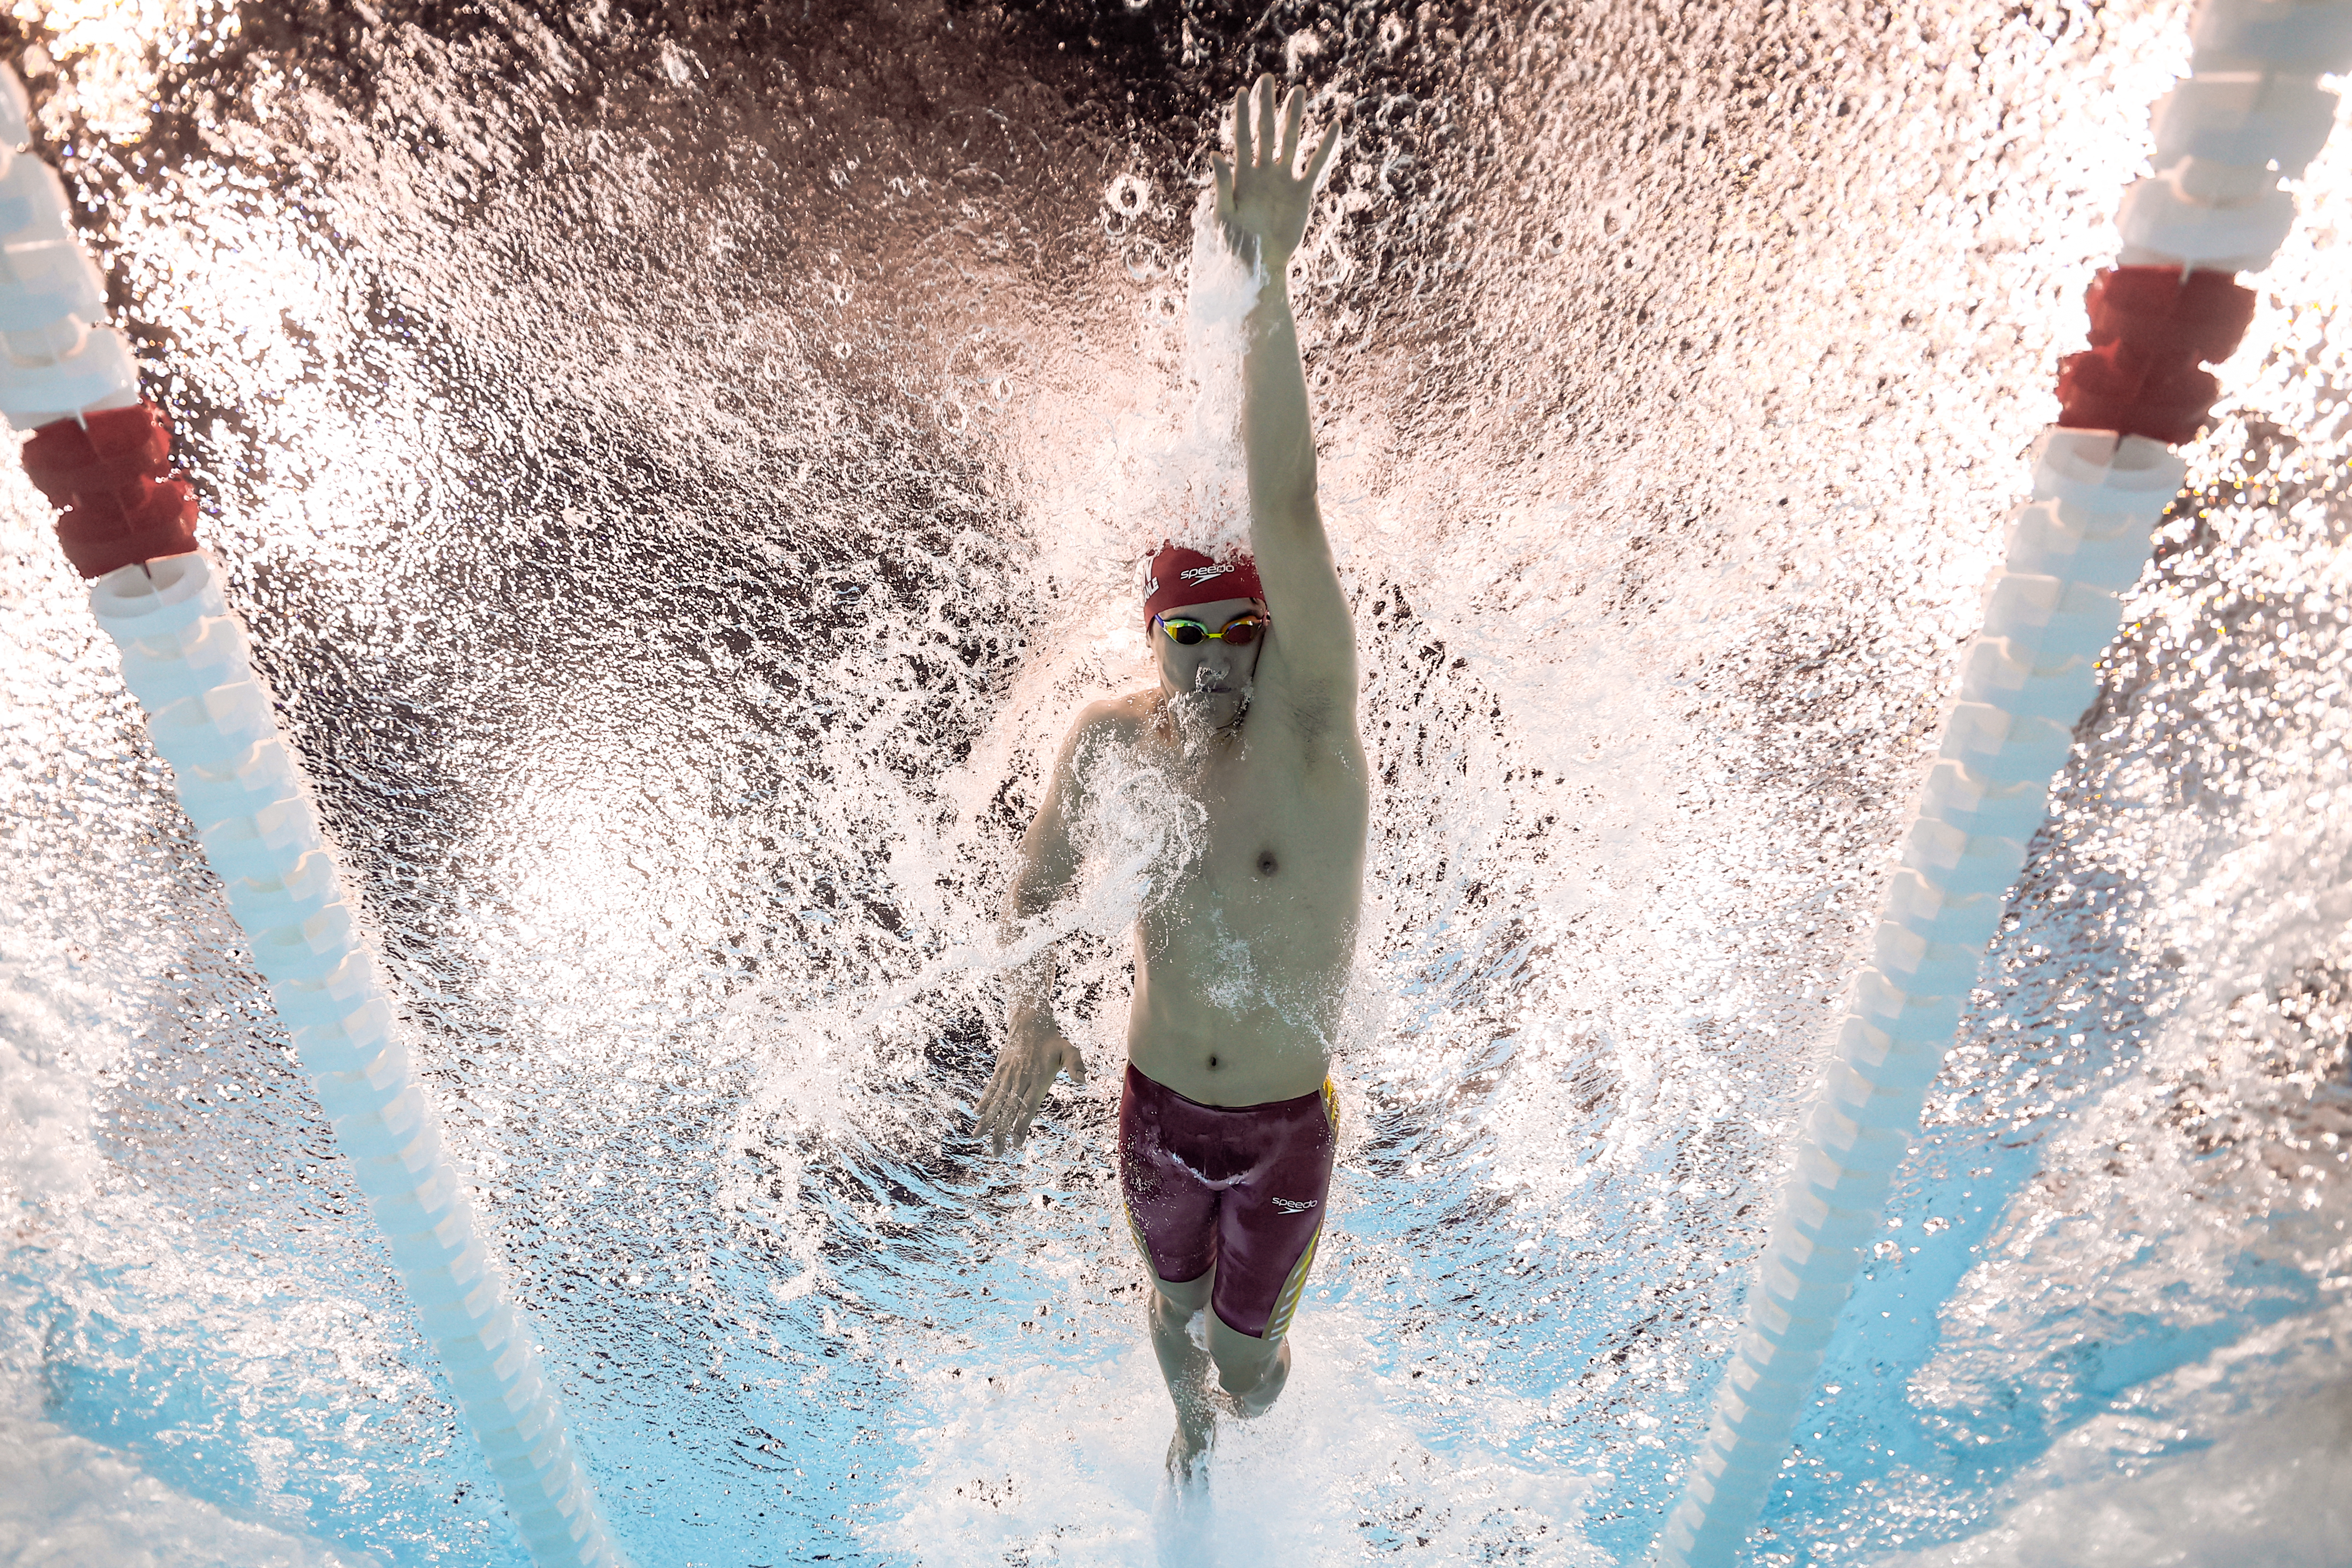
[
  {"xmin": 1201, "ymin": 1078, "xmax": 1334, "ymax": 1419},
  {"xmin": 1145, "ymin": 1267, "xmax": 1218, "ymax": 1483},
  {"xmin": 1205, "ymin": 1309, "xmax": 1291, "ymax": 1417}
]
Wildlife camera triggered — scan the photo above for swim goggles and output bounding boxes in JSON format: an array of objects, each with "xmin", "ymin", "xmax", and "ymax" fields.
[{"xmin": 1152, "ymin": 610, "xmax": 1269, "ymax": 647}]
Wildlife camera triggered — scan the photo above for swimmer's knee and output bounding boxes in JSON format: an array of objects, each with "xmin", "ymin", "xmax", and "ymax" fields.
[
  {"xmin": 1150, "ymin": 1269, "xmax": 1212, "ymax": 1317},
  {"xmin": 1148, "ymin": 1289, "xmax": 1196, "ymax": 1334},
  {"xmin": 1205, "ymin": 1313, "xmax": 1287, "ymax": 1389}
]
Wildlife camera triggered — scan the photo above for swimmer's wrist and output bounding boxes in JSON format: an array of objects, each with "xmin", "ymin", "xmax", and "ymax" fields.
[{"xmin": 1007, "ymin": 1010, "xmax": 1061, "ymax": 1048}]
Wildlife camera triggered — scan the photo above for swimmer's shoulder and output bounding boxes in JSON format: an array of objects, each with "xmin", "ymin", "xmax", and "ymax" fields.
[
  {"xmin": 1047, "ymin": 691, "xmax": 1155, "ymax": 785},
  {"xmin": 1067, "ymin": 689, "xmax": 1160, "ymax": 753}
]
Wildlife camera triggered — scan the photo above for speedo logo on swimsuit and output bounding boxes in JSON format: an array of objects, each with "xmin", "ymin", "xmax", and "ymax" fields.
[{"xmin": 1271, "ymin": 1197, "xmax": 1319, "ymax": 1214}]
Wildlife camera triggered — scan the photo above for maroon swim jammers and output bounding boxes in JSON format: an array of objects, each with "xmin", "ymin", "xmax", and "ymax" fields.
[{"xmin": 1118, "ymin": 1063, "xmax": 1338, "ymax": 1341}]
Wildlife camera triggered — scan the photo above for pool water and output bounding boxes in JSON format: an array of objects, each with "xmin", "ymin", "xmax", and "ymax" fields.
[{"xmin": 1, "ymin": 2, "xmax": 2347, "ymax": 1564}]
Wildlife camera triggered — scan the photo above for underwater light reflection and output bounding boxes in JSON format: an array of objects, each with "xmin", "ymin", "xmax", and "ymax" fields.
[{"xmin": 0, "ymin": 1, "xmax": 2345, "ymax": 1566}]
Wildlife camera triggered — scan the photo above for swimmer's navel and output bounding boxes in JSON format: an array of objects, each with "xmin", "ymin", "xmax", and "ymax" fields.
[
  {"xmin": 1208, "ymin": 1054, "xmax": 1220, "ymax": 1069},
  {"xmin": 1257, "ymin": 851, "xmax": 1278, "ymax": 876}
]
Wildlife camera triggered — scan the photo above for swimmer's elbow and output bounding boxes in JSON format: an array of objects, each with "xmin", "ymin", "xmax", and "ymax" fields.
[{"xmin": 1005, "ymin": 852, "xmax": 1075, "ymax": 925}]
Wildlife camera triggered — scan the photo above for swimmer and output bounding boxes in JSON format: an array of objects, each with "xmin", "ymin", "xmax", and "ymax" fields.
[{"xmin": 974, "ymin": 76, "xmax": 1364, "ymax": 1487}]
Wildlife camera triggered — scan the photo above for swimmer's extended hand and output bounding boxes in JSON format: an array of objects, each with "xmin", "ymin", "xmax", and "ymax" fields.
[
  {"xmin": 975, "ymin": 1025, "xmax": 1087, "ymax": 1155},
  {"xmin": 1212, "ymin": 73, "xmax": 1341, "ymax": 268}
]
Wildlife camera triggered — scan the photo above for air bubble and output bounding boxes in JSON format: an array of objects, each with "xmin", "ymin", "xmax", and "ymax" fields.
[
  {"xmin": 10, "ymin": 8, "xmax": 2351, "ymax": 1566},
  {"xmin": 1105, "ymin": 173, "xmax": 1149, "ymax": 217}
]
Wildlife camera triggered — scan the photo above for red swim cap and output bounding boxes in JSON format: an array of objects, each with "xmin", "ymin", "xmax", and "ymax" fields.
[{"xmin": 1143, "ymin": 542, "xmax": 1263, "ymax": 622}]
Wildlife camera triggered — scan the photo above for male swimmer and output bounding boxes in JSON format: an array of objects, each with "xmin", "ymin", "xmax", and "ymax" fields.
[{"xmin": 973, "ymin": 76, "xmax": 1365, "ymax": 1484}]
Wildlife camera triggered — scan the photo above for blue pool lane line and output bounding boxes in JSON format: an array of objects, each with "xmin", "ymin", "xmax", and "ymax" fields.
[
  {"xmin": 0, "ymin": 60, "xmax": 630, "ymax": 1568},
  {"xmin": 1654, "ymin": 2, "xmax": 2352, "ymax": 1564}
]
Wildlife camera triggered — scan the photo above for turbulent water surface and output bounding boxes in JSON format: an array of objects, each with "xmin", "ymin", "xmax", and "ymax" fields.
[{"xmin": 1, "ymin": 1, "xmax": 2348, "ymax": 1564}]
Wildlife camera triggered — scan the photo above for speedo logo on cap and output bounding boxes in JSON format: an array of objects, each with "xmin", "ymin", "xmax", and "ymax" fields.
[{"xmin": 1147, "ymin": 564, "xmax": 1232, "ymax": 595}]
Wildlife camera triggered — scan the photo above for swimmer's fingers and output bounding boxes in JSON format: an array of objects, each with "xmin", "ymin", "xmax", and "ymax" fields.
[
  {"xmin": 993, "ymin": 1088, "xmax": 1038, "ymax": 1153},
  {"xmin": 1230, "ymin": 83, "xmax": 1254, "ymax": 172},
  {"xmin": 1277, "ymin": 84, "xmax": 1305, "ymax": 172},
  {"xmin": 1006, "ymin": 1062, "xmax": 1051, "ymax": 1149},
  {"xmin": 975, "ymin": 1059, "xmax": 1013, "ymax": 1151},
  {"xmin": 1253, "ymin": 74, "xmax": 1280, "ymax": 172},
  {"xmin": 976, "ymin": 1034, "xmax": 1084, "ymax": 1154},
  {"xmin": 982, "ymin": 1073, "xmax": 1021, "ymax": 1142},
  {"xmin": 1011, "ymin": 1044, "xmax": 1084, "ymax": 1148},
  {"xmin": 978, "ymin": 1051, "xmax": 1040, "ymax": 1153},
  {"xmin": 976, "ymin": 1047, "xmax": 1036, "ymax": 1152},
  {"xmin": 1303, "ymin": 122, "xmax": 1342, "ymax": 196},
  {"xmin": 1210, "ymin": 154, "xmax": 1235, "ymax": 221}
]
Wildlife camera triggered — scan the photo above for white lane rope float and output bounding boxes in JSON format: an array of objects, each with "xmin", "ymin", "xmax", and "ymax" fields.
[
  {"xmin": 0, "ymin": 62, "xmax": 628, "ymax": 1568},
  {"xmin": 1655, "ymin": 3, "xmax": 2352, "ymax": 1563}
]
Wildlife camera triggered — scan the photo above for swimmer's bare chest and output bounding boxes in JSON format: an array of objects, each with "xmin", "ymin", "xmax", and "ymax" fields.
[{"xmin": 1126, "ymin": 722, "xmax": 1369, "ymax": 1107}]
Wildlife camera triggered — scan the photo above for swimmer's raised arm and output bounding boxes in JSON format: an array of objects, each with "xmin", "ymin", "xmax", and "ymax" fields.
[
  {"xmin": 1212, "ymin": 76, "xmax": 1356, "ymax": 748},
  {"xmin": 974, "ymin": 702, "xmax": 1121, "ymax": 1155}
]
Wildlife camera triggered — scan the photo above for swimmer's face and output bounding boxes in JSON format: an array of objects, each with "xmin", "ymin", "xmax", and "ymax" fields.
[{"xmin": 1151, "ymin": 595, "xmax": 1266, "ymax": 732}]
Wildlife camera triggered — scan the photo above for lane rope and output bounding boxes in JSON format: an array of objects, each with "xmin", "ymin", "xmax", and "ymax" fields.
[
  {"xmin": 0, "ymin": 60, "xmax": 629, "ymax": 1568},
  {"xmin": 1653, "ymin": 3, "xmax": 2352, "ymax": 1563}
]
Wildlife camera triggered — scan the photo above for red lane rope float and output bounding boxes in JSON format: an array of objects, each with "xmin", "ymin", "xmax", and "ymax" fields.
[
  {"xmin": 2, "ymin": 76, "xmax": 630, "ymax": 1557},
  {"xmin": 21, "ymin": 401, "xmax": 200, "ymax": 577},
  {"xmin": 2056, "ymin": 266, "xmax": 2259, "ymax": 444},
  {"xmin": 1657, "ymin": 3, "xmax": 2349, "ymax": 1561}
]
